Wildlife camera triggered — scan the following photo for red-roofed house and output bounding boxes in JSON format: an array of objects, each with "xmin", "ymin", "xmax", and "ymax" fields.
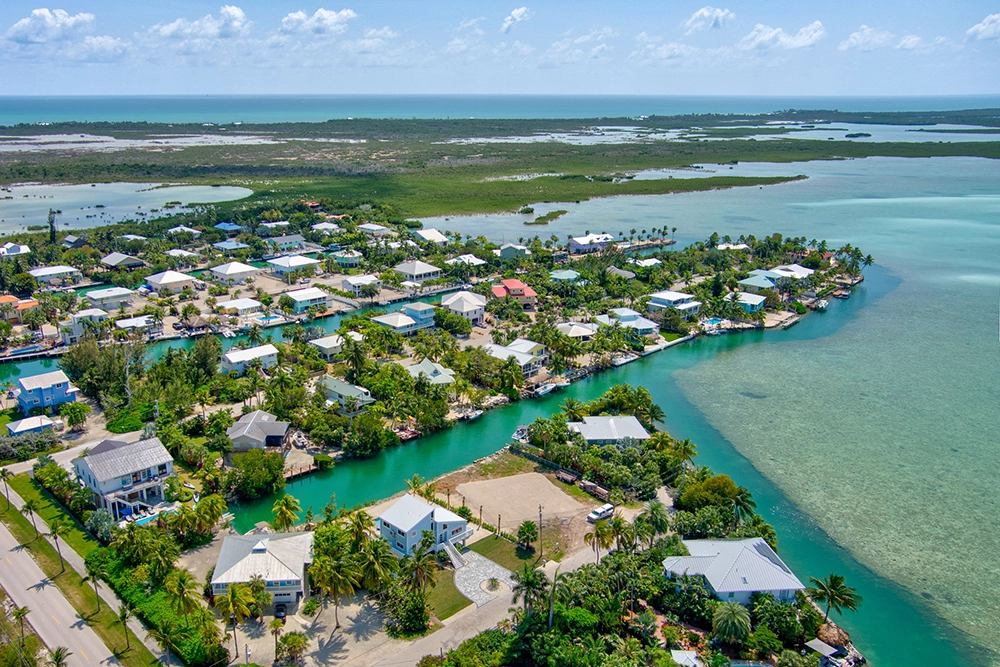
[
  {"xmin": 0, "ymin": 295, "xmax": 40, "ymax": 325},
  {"xmin": 491, "ymin": 278, "xmax": 537, "ymax": 310}
]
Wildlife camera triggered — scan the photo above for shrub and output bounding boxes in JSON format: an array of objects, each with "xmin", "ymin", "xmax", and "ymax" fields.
[
  {"xmin": 313, "ymin": 453, "xmax": 334, "ymax": 470},
  {"xmin": 106, "ymin": 411, "xmax": 145, "ymax": 434},
  {"xmin": 302, "ymin": 598, "xmax": 320, "ymax": 616}
]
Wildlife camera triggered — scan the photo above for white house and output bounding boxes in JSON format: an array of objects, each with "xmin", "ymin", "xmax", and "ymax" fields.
[
  {"xmin": 568, "ymin": 233, "xmax": 614, "ymax": 254},
  {"xmin": 407, "ymin": 358, "xmax": 455, "ymax": 386},
  {"xmin": 595, "ymin": 308, "xmax": 659, "ymax": 338},
  {"xmin": 268, "ymin": 255, "xmax": 320, "ymax": 277},
  {"xmin": 217, "ymin": 298, "xmax": 263, "ymax": 318},
  {"xmin": 332, "ymin": 250, "xmax": 362, "ymax": 268},
  {"xmin": 662, "ymin": 538, "xmax": 805, "ymax": 605},
  {"xmin": 371, "ymin": 312, "xmax": 419, "ymax": 336},
  {"xmin": 282, "ymin": 287, "xmax": 333, "ymax": 314},
  {"xmin": 29, "ymin": 266, "xmax": 81, "ymax": 285},
  {"xmin": 115, "ymin": 315, "xmax": 161, "ymax": 335},
  {"xmin": 0, "ymin": 242, "xmax": 30, "ymax": 258},
  {"xmin": 319, "ymin": 376, "xmax": 375, "ymax": 415},
  {"xmin": 647, "ymin": 290, "xmax": 702, "ymax": 316},
  {"xmin": 211, "ymin": 533, "xmax": 314, "ymax": 604},
  {"xmin": 311, "ymin": 222, "xmax": 341, "ymax": 234},
  {"xmin": 717, "ymin": 243, "xmax": 750, "ymax": 251},
  {"xmin": 394, "ymin": 260, "xmax": 442, "ymax": 284},
  {"xmin": 211, "ymin": 262, "xmax": 259, "ymax": 285},
  {"xmin": 441, "ymin": 290, "xmax": 486, "ymax": 325},
  {"xmin": 222, "ymin": 344, "xmax": 278, "ymax": 375},
  {"xmin": 377, "ymin": 494, "xmax": 470, "ymax": 556},
  {"xmin": 342, "ymin": 274, "xmax": 381, "ymax": 296},
  {"xmin": 100, "ymin": 252, "xmax": 144, "ymax": 270},
  {"xmin": 61, "ymin": 308, "xmax": 108, "ymax": 345},
  {"xmin": 628, "ymin": 258, "xmax": 662, "ymax": 268},
  {"xmin": 308, "ymin": 331, "xmax": 363, "ymax": 360},
  {"xmin": 167, "ymin": 225, "xmax": 201, "ymax": 238},
  {"xmin": 166, "ymin": 248, "xmax": 200, "ymax": 260},
  {"xmin": 445, "ymin": 254, "xmax": 487, "ymax": 267},
  {"xmin": 358, "ymin": 223, "xmax": 390, "ymax": 236},
  {"xmin": 482, "ymin": 342, "xmax": 544, "ymax": 376},
  {"xmin": 85, "ymin": 287, "xmax": 134, "ymax": 311},
  {"xmin": 413, "ymin": 228, "xmax": 449, "ymax": 245},
  {"xmin": 568, "ymin": 416, "xmax": 650, "ymax": 445},
  {"xmin": 147, "ymin": 270, "xmax": 196, "ymax": 295},
  {"xmin": 771, "ymin": 263, "xmax": 815, "ymax": 280},
  {"xmin": 556, "ymin": 321, "xmax": 600, "ymax": 341},
  {"xmin": 72, "ymin": 437, "xmax": 175, "ymax": 520}
]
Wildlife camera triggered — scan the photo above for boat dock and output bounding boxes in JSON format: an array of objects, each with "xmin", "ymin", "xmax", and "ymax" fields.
[{"xmin": 283, "ymin": 464, "xmax": 317, "ymax": 480}]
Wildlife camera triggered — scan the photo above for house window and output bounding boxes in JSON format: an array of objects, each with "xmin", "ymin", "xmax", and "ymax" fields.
[
  {"xmin": 728, "ymin": 592, "xmax": 734, "ymax": 599},
  {"xmin": 158, "ymin": 464, "xmax": 167, "ymax": 475}
]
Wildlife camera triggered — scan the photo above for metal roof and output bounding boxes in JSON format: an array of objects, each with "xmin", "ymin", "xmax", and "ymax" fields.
[
  {"xmin": 568, "ymin": 416, "xmax": 650, "ymax": 442},
  {"xmin": 147, "ymin": 270, "xmax": 195, "ymax": 286},
  {"xmin": 77, "ymin": 437, "xmax": 172, "ymax": 483},
  {"xmin": 212, "ymin": 262, "xmax": 258, "ymax": 276},
  {"xmin": 101, "ymin": 252, "xmax": 143, "ymax": 268},
  {"xmin": 284, "ymin": 287, "xmax": 328, "ymax": 301},
  {"xmin": 268, "ymin": 255, "xmax": 319, "ymax": 269},
  {"xmin": 407, "ymin": 359, "xmax": 455, "ymax": 385},
  {"xmin": 663, "ymin": 538, "xmax": 805, "ymax": 595},
  {"xmin": 29, "ymin": 265, "xmax": 79, "ymax": 278},
  {"xmin": 87, "ymin": 287, "xmax": 134, "ymax": 300},
  {"xmin": 395, "ymin": 260, "xmax": 441, "ymax": 277},
  {"xmin": 223, "ymin": 344, "xmax": 278, "ymax": 364},
  {"xmin": 379, "ymin": 494, "xmax": 463, "ymax": 533},
  {"xmin": 372, "ymin": 312, "xmax": 416, "ymax": 328},
  {"xmin": 226, "ymin": 410, "xmax": 289, "ymax": 443},
  {"xmin": 18, "ymin": 370, "xmax": 71, "ymax": 391},
  {"xmin": 211, "ymin": 532, "xmax": 313, "ymax": 586},
  {"xmin": 7, "ymin": 416, "xmax": 54, "ymax": 434}
]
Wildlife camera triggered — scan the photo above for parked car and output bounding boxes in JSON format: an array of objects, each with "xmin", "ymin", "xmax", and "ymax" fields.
[
  {"xmin": 274, "ymin": 604, "xmax": 287, "ymax": 624},
  {"xmin": 586, "ymin": 503, "xmax": 615, "ymax": 523}
]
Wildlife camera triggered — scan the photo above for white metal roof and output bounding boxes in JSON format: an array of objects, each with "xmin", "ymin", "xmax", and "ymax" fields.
[
  {"xmin": 212, "ymin": 533, "xmax": 313, "ymax": 586},
  {"xmin": 29, "ymin": 265, "xmax": 79, "ymax": 278},
  {"xmin": 284, "ymin": 287, "xmax": 328, "ymax": 302},
  {"xmin": 343, "ymin": 274, "xmax": 380, "ymax": 286},
  {"xmin": 218, "ymin": 298, "xmax": 262, "ymax": 311},
  {"xmin": 224, "ymin": 344, "xmax": 278, "ymax": 364},
  {"xmin": 663, "ymin": 538, "xmax": 805, "ymax": 595},
  {"xmin": 18, "ymin": 370, "xmax": 71, "ymax": 391},
  {"xmin": 211, "ymin": 262, "xmax": 258, "ymax": 276},
  {"xmin": 378, "ymin": 494, "xmax": 446, "ymax": 533},
  {"xmin": 395, "ymin": 260, "xmax": 442, "ymax": 277},
  {"xmin": 557, "ymin": 321, "xmax": 600, "ymax": 338},
  {"xmin": 166, "ymin": 249, "xmax": 200, "ymax": 258},
  {"xmin": 309, "ymin": 334, "xmax": 344, "ymax": 351},
  {"xmin": 7, "ymin": 416, "xmax": 54, "ymax": 434},
  {"xmin": 482, "ymin": 343, "xmax": 534, "ymax": 368},
  {"xmin": 372, "ymin": 312, "xmax": 416, "ymax": 328},
  {"xmin": 147, "ymin": 270, "xmax": 195, "ymax": 286},
  {"xmin": 445, "ymin": 254, "xmax": 487, "ymax": 266},
  {"xmin": 115, "ymin": 315, "xmax": 154, "ymax": 329},
  {"xmin": 648, "ymin": 290, "xmax": 695, "ymax": 303},
  {"xmin": 568, "ymin": 416, "xmax": 650, "ymax": 442},
  {"xmin": 268, "ymin": 255, "xmax": 320, "ymax": 269},
  {"xmin": 571, "ymin": 233, "xmax": 614, "ymax": 245},
  {"xmin": 86, "ymin": 287, "xmax": 134, "ymax": 300},
  {"xmin": 442, "ymin": 290, "xmax": 486, "ymax": 309},
  {"xmin": 413, "ymin": 228, "xmax": 448, "ymax": 244},
  {"xmin": 167, "ymin": 225, "xmax": 201, "ymax": 235}
]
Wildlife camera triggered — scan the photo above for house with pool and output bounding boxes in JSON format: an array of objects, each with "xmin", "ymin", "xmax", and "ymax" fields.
[{"xmin": 73, "ymin": 437, "xmax": 175, "ymax": 520}]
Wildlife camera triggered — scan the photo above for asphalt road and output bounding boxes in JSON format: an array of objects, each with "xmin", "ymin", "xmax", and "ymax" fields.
[{"xmin": 0, "ymin": 521, "xmax": 119, "ymax": 667}]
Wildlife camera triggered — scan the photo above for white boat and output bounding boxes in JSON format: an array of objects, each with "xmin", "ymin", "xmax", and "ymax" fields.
[
  {"xmin": 551, "ymin": 377, "xmax": 571, "ymax": 388},
  {"xmin": 611, "ymin": 354, "xmax": 637, "ymax": 367},
  {"xmin": 182, "ymin": 482, "xmax": 196, "ymax": 490},
  {"xmin": 512, "ymin": 426, "xmax": 528, "ymax": 442},
  {"xmin": 534, "ymin": 383, "xmax": 557, "ymax": 397},
  {"xmin": 462, "ymin": 409, "xmax": 483, "ymax": 421},
  {"xmin": 816, "ymin": 299, "xmax": 829, "ymax": 311}
]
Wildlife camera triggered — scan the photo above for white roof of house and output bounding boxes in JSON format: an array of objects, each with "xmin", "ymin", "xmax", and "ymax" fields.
[
  {"xmin": 482, "ymin": 343, "xmax": 534, "ymax": 367},
  {"xmin": 167, "ymin": 225, "xmax": 201, "ymax": 235},
  {"xmin": 446, "ymin": 254, "xmax": 487, "ymax": 266},
  {"xmin": 74, "ymin": 308, "xmax": 108, "ymax": 319},
  {"xmin": 506, "ymin": 338, "xmax": 544, "ymax": 355},
  {"xmin": 284, "ymin": 287, "xmax": 328, "ymax": 302},
  {"xmin": 147, "ymin": 270, "xmax": 195, "ymax": 286},
  {"xmin": 395, "ymin": 260, "xmax": 441, "ymax": 277},
  {"xmin": 670, "ymin": 651, "xmax": 704, "ymax": 667},
  {"xmin": 379, "ymin": 494, "xmax": 463, "ymax": 533},
  {"xmin": 649, "ymin": 290, "xmax": 695, "ymax": 303},
  {"xmin": 568, "ymin": 416, "xmax": 650, "ymax": 442},
  {"xmin": 7, "ymin": 416, "xmax": 54, "ymax": 434},
  {"xmin": 344, "ymin": 274, "xmax": 380, "ymax": 287},
  {"xmin": 663, "ymin": 538, "xmax": 805, "ymax": 595},
  {"xmin": 0, "ymin": 242, "xmax": 30, "ymax": 256},
  {"xmin": 166, "ymin": 248, "xmax": 200, "ymax": 258},
  {"xmin": 76, "ymin": 437, "xmax": 172, "ymax": 483},
  {"xmin": 772, "ymin": 263, "xmax": 815, "ymax": 279},
  {"xmin": 86, "ymin": 287, "xmax": 133, "ymax": 300},
  {"xmin": 730, "ymin": 292, "xmax": 767, "ymax": 306},
  {"xmin": 407, "ymin": 358, "xmax": 455, "ymax": 385},
  {"xmin": 212, "ymin": 533, "xmax": 313, "ymax": 586},
  {"xmin": 333, "ymin": 250, "xmax": 363, "ymax": 259},
  {"xmin": 29, "ymin": 265, "xmax": 79, "ymax": 278},
  {"xmin": 309, "ymin": 334, "xmax": 344, "ymax": 351},
  {"xmin": 717, "ymin": 243, "xmax": 750, "ymax": 250},
  {"xmin": 442, "ymin": 291, "xmax": 486, "ymax": 309},
  {"xmin": 212, "ymin": 262, "xmax": 258, "ymax": 276},
  {"xmin": 557, "ymin": 321, "xmax": 600, "ymax": 338},
  {"xmin": 312, "ymin": 222, "xmax": 341, "ymax": 232},
  {"xmin": 261, "ymin": 221, "xmax": 289, "ymax": 228},
  {"xmin": 218, "ymin": 298, "xmax": 262, "ymax": 311},
  {"xmin": 359, "ymin": 223, "xmax": 388, "ymax": 233},
  {"xmin": 413, "ymin": 228, "xmax": 449, "ymax": 244},
  {"xmin": 571, "ymin": 233, "xmax": 614, "ymax": 245},
  {"xmin": 115, "ymin": 315, "xmax": 154, "ymax": 329},
  {"xmin": 372, "ymin": 312, "xmax": 416, "ymax": 328},
  {"xmin": 120, "ymin": 234, "xmax": 147, "ymax": 242},
  {"xmin": 629, "ymin": 258, "xmax": 662, "ymax": 267},
  {"xmin": 224, "ymin": 344, "xmax": 278, "ymax": 364},
  {"xmin": 18, "ymin": 370, "xmax": 71, "ymax": 391},
  {"xmin": 268, "ymin": 255, "xmax": 320, "ymax": 270}
]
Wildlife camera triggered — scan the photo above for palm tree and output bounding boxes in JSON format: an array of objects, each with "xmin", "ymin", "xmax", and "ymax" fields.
[
  {"xmin": 732, "ymin": 486, "xmax": 757, "ymax": 526},
  {"xmin": 672, "ymin": 438, "xmax": 697, "ymax": 464},
  {"xmin": 247, "ymin": 324, "xmax": 264, "ymax": 346},
  {"xmin": 511, "ymin": 564, "xmax": 548, "ymax": 618},
  {"xmin": 83, "ymin": 560, "xmax": 107, "ymax": 612},
  {"xmin": 584, "ymin": 519, "xmax": 614, "ymax": 563},
  {"xmin": 20, "ymin": 499, "xmax": 40, "ymax": 538},
  {"xmin": 48, "ymin": 647, "xmax": 73, "ymax": 667},
  {"xmin": 311, "ymin": 554, "xmax": 360, "ymax": 630},
  {"xmin": 271, "ymin": 494, "xmax": 301, "ymax": 532},
  {"xmin": 193, "ymin": 387, "xmax": 211, "ymax": 419},
  {"xmin": 560, "ymin": 397, "xmax": 587, "ymax": 421},
  {"xmin": 547, "ymin": 567, "xmax": 567, "ymax": 629},
  {"xmin": 12, "ymin": 606, "xmax": 29, "ymax": 645},
  {"xmin": 146, "ymin": 622, "xmax": 189, "ymax": 667},
  {"xmin": 118, "ymin": 604, "xmax": 133, "ymax": 651},
  {"xmin": 712, "ymin": 601, "xmax": 751, "ymax": 645},
  {"xmin": 348, "ymin": 510, "xmax": 374, "ymax": 550},
  {"xmin": 0, "ymin": 468, "xmax": 11, "ymax": 508},
  {"xmin": 400, "ymin": 547, "xmax": 438, "ymax": 594},
  {"xmin": 47, "ymin": 516, "xmax": 70, "ymax": 573},
  {"xmin": 807, "ymin": 573, "xmax": 863, "ymax": 621},
  {"xmin": 357, "ymin": 539, "xmax": 398, "ymax": 592},
  {"xmin": 214, "ymin": 582, "xmax": 254, "ymax": 647},
  {"xmin": 165, "ymin": 568, "xmax": 201, "ymax": 625},
  {"xmin": 269, "ymin": 618, "xmax": 284, "ymax": 654},
  {"xmin": 404, "ymin": 474, "xmax": 425, "ymax": 493},
  {"xmin": 637, "ymin": 500, "xmax": 670, "ymax": 548}
]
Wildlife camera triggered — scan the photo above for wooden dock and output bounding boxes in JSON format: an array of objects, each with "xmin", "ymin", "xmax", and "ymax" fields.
[{"xmin": 284, "ymin": 464, "xmax": 317, "ymax": 480}]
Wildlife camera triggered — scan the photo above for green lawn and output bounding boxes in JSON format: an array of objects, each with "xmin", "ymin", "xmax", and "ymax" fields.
[
  {"xmin": 0, "ymin": 406, "xmax": 24, "ymax": 429},
  {"xmin": 662, "ymin": 332, "xmax": 684, "ymax": 342},
  {"xmin": 8, "ymin": 474, "xmax": 100, "ymax": 558},
  {"xmin": 427, "ymin": 569, "xmax": 472, "ymax": 621},
  {"xmin": 468, "ymin": 536, "xmax": 539, "ymax": 572},
  {"xmin": 0, "ymin": 505, "xmax": 156, "ymax": 667}
]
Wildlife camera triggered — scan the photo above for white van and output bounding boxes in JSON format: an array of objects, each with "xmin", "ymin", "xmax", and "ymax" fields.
[{"xmin": 586, "ymin": 503, "xmax": 615, "ymax": 523}]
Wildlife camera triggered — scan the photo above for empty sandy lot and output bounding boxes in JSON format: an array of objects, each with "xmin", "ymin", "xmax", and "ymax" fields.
[{"xmin": 456, "ymin": 472, "xmax": 586, "ymax": 528}]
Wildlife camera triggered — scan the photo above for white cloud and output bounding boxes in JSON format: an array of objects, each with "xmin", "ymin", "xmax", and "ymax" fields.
[
  {"xmin": 68, "ymin": 34, "xmax": 129, "ymax": 61},
  {"xmin": 897, "ymin": 34, "xmax": 922, "ymax": 50},
  {"xmin": 542, "ymin": 28, "xmax": 615, "ymax": 65},
  {"xmin": 500, "ymin": 7, "xmax": 532, "ymax": 34},
  {"xmin": 839, "ymin": 25, "xmax": 894, "ymax": 51},
  {"xmin": 280, "ymin": 8, "xmax": 356, "ymax": 35},
  {"xmin": 966, "ymin": 13, "xmax": 1000, "ymax": 40},
  {"xmin": 154, "ymin": 5, "xmax": 251, "ymax": 39},
  {"xmin": 5, "ymin": 8, "xmax": 94, "ymax": 44},
  {"xmin": 458, "ymin": 18, "xmax": 485, "ymax": 35},
  {"xmin": 629, "ymin": 32, "xmax": 696, "ymax": 63},
  {"xmin": 682, "ymin": 6, "xmax": 735, "ymax": 35},
  {"xmin": 365, "ymin": 26, "xmax": 397, "ymax": 39},
  {"xmin": 739, "ymin": 21, "xmax": 825, "ymax": 50},
  {"xmin": 493, "ymin": 40, "xmax": 534, "ymax": 57}
]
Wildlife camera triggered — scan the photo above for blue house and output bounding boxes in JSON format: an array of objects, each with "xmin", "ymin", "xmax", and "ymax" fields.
[
  {"xmin": 729, "ymin": 292, "xmax": 767, "ymax": 314},
  {"xmin": 214, "ymin": 240, "xmax": 250, "ymax": 253},
  {"xmin": 403, "ymin": 302, "xmax": 436, "ymax": 330},
  {"xmin": 17, "ymin": 370, "xmax": 78, "ymax": 414},
  {"xmin": 377, "ymin": 494, "xmax": 470, "ymax": 556},
  {"xmin": 737, "ymin": 275, "xmax": 777, "ymax": 294},
  {"xmin": 214, "ymin": 222, "xmax": 242, "ymax": 236}
]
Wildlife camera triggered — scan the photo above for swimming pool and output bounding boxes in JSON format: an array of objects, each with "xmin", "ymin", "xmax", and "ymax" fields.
[
  {"xmin": 9, "ymin": 345, "xmax": 44, "ymax": 355},
  {"xmin": 257, "ymin": 315, "xmax": 282, "ymax": 324},
  {"xmin": 703, "ymin": 317, "xmax": 724, "ymax": 326},
  {"xmin": 133, "ymin": 509, "xmax": 175, "ymax": 525}
]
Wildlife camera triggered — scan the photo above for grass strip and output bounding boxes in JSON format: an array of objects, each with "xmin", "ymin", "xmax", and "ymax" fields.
[
  {"xmin": 7, "ymin": 474, "xmax": 100, "ymax": 558},
  {"xmin": 427, "ymin": 569, "xmax": 472, "ymax": 621},
  {"xmin": 0, "ymin": 506, "xmax": 157, "ymax": 667}
]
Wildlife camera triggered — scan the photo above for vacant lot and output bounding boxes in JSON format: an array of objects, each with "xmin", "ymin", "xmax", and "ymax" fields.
[{"xmin": 456, "ymin": 472, "xmax": 585, "ymax": 529}]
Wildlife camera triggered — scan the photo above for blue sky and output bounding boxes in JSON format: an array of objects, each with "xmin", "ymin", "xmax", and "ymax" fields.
[{"xmin": 1, "ymin": 1, "xmax": 998, "ymax": 95}]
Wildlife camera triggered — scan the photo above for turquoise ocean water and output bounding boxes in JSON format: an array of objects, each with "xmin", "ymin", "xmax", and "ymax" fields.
[{"xmin": 1, "ymin": 95, "xmax": 1000, "ymax": 125}]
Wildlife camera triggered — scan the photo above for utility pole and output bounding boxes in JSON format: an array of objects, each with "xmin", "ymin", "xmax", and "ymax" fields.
[
  {"xmin": 497, "ymin": 514, "xmax": 501, "ymax": 537},
  {"xmin": 479, "ymin": 505, "xmax": 483, "ymax": 527},
  {"xmin": 538, "ymin": 504, "xmax": 543, "ymax": 559}
]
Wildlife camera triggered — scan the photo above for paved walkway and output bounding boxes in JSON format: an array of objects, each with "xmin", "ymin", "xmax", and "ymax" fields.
[
  {"xmin": 453, "ymin": 552, "xmax": 513, "ymax": 607},
  {"xmin": 4, "ymin": 433, "xmax": 142, "ymax": 475},
  {"xmin": 0, "ymin": 519, "xmax": 119, "ymax": 667}
]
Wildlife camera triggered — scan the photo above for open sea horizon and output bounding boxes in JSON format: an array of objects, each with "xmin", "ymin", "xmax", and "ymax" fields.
[{"xmin": 1, "ymin": 94, "xmax": 1000, "ymax": 125}]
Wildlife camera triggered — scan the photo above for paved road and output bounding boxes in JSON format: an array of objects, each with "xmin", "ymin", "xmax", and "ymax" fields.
[
  {"xmin": 4, "ymin": 432, "xmax": 142, "ymax": 476},
  {"xmin": 0, "ymin": 520, "xmax": 120, "ymax": 667}
]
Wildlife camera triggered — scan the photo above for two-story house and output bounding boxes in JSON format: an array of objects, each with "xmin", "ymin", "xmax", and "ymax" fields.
[
  {"xmin": 268, "ymin": 255, "xmax": 320, "ymax": 277},
  {"xmin": 646, "ymin": 290, "xmax": 702, "ymax": 317},
  {"xmin": 72, "ymin": 437, "xmax": 175, "ymax": 520},
  {"xmin": 568, "ymin": 233, "xmax": 614, "ymax": 254},
  {"xmin": 377, "ymin": 494, "xmax": 470, "ymax": 556},
  {"xmin": 394, "ymin": 260, "xmax": 442, "ymax": 284},
  {"xmin": 222, "ymin": 344, "xmax": 278, "ymax": 375},
  {"xmin": 61, "ymin": 308, "xmax": 108, "ymax": 345},
  {"xmin": 595, "ymin": 308, "xmax": 660, "ymax": 338},
  {"xmin": 212, "ymin": 533, "xmax": 314, "ymax": 604},
  {"xmin": 481, "ymin": 338, "xmax": 547, "ymax": 377},
  {"xmin": 319, "ymin": 376, "xmax": 375, "ymax": 416},
  {"xmin": 282, "ymin": 287, "xmax": 333, "ymax": 314},
  {"xmin": 441, "ymin": 291, "xmax": 486, "ymax": 325},
  {"xmin": 16, "ymin": 370, "xmax": 78, "ymax": 414},
  {"xmin": 490, "ymin": 278, "xmax": 537, "ymax": 310}
]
